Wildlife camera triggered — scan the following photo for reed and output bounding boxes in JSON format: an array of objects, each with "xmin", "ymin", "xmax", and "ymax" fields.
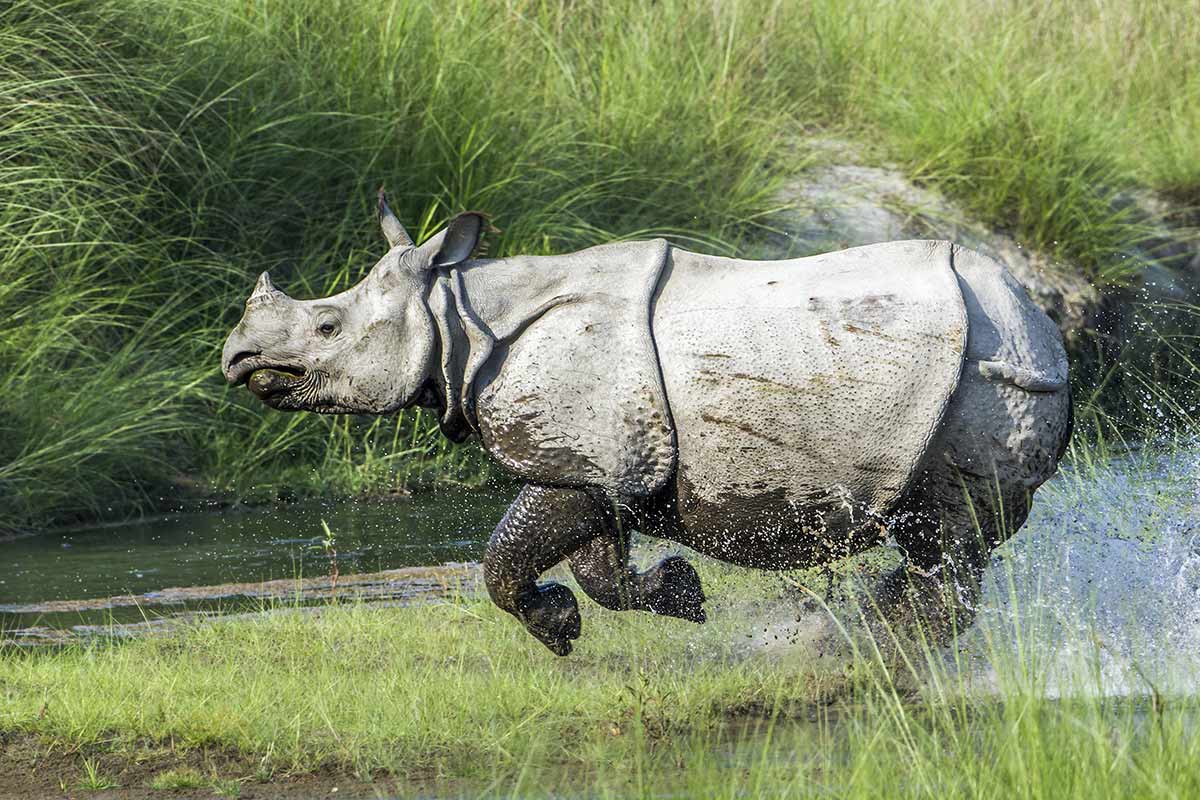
[{"xmin": 2, "ymin": 0, "xmax": 1197, "ymax": 530}]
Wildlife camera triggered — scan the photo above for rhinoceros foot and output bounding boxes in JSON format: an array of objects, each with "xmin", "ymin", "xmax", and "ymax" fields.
[
  {"xmin": 518, "ymin": 582, "xmax": 582, "ymax": 656},
  {"xmin": 867, "ymin": 564, "xmax": 977, "ymax": 646},
  {"xmin": 641, "ymin": 556, "xmax": 707, "ymax": 624}
]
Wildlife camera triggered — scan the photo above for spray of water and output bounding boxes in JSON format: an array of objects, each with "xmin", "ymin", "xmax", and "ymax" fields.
[
  {"xmin": 967, "ymin": 445, "xmax": 1200, "ymax": 696},
  {"xmin": 701, "ymin": 440, "xmax": 1200, "ymax": 700}
]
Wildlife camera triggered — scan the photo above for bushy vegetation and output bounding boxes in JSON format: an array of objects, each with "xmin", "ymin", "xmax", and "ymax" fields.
[{"xmin": 2, "ymin": 0, "xmax": 1197, "ymax": 531}]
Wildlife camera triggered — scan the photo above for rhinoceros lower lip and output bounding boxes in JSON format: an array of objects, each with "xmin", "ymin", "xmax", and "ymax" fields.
[{"xmin": 246, "ymin": 367, "xmax": 307, "ymax": 401}]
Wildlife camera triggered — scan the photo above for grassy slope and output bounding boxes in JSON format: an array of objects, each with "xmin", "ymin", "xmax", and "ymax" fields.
[{"xmin": 2, "ymin": 0, "xmax": 1198, "ymax": 530}]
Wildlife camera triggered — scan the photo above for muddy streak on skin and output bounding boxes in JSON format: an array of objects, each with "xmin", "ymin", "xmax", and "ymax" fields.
[
  {"xmin": 477, "ymin": 404, "xmax": 608, "ymax": 485},
  {"xmin": 699, "ymin": 412, "xmax": 789, "ymax": 448}
]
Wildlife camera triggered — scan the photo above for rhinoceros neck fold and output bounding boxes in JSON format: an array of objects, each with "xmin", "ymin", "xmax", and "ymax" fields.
[
  {"xmin": 447, "ymin": 268, "xmax": 494, "ymax": 427},
  {"xmin": 425, "ymin": 274, "xmax": 477, "ymax": 442},
  {"xmin": 427, "ymin": 256, "xmax": 551, "ymax": 441},
  {"xmin": 453, "ymin": 255, "xmax": 578, "ymax": 342},
  {"xmin": 427, "ymin": 257, "xmax": 560, "ymax": 438}
]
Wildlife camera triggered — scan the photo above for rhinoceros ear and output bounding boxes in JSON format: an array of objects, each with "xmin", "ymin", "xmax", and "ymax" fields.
[{"xmin": 413, "ymin": 212, "xmax": 486, "ymax": 270}]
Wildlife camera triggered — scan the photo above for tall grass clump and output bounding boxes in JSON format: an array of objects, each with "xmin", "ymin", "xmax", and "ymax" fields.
[
  {"xmin": 1, "ymin": 0, "xmax": 1197, "ymax": 530},
  {"xmin": 0, "ymin": 0, "xmax": 798, "ymax": 530},
  {"xmin": 0, "ymin": 3, "xmax": 236, "ymax": 526},
  {"xmin": 773, "ymin": 0, "xmax": 1200, "ymax": 284}
]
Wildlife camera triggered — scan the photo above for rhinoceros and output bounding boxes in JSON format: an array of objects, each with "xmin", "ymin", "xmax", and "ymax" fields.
[{"xmin": 221, "ymin": 191, "xmax": 1072, "ymax": 654}]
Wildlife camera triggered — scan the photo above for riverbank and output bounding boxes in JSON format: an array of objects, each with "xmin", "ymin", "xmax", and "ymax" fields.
[
  {"xmin": 0, "ymin": 564, "xmax": 478, "ymax": 647},
  {"xmin": 3, "ymin": 585, "xmax": 1199, "ymax": 799}
]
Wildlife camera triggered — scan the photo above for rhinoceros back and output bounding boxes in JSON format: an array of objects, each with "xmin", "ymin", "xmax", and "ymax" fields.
[{"xmin": 653, "ymin": 240, "xmax": 968, "ymax": 535}]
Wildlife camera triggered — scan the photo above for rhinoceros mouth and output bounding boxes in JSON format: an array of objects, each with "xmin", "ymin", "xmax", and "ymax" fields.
[
  {"xmin": 225, "ymin": 351, "xmax": 303, "ymax": 387},
  {"xmin": 246, "ymin": 366, "xmax": 307, "ymax": 405},
  {"xmin": 227, "ymin": 357, "xmax": 359, "ymax": 413}
]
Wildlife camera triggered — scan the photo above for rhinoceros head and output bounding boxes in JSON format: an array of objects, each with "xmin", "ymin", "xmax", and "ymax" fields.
[{"xmin": 221, "ymin": 191, "xmax": 484, "ymax": 414}]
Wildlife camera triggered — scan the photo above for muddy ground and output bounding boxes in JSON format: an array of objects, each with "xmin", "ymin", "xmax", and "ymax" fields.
[
  {"xmin": 2, "ymin": 564, "xmax": 478, "ymax": 647},
  {"xmin": 0, "ymin": 735, "xmax": 417, "ymax": 799}
]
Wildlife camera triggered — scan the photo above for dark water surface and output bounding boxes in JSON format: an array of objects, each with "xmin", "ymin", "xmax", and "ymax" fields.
[{"xmin": 1, "ymin": 488, "xmax": 513, "ymax": 609}]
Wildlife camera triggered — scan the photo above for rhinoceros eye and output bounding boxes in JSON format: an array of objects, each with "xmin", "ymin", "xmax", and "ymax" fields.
[{"xmin": 317, "ymin": 320, "xmax": 338, "ymax": 337}]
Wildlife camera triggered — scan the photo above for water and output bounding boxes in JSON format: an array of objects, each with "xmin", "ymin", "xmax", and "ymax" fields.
[
  {"xmin": 1, "ymin": 487, "xmax": 513, "ymax": 633},
  {"xmin": 721, "ymin": 446, "xmax": 1200, "ymax": 696},
  {"xmin": 969, "ymin": 446, "xmax": 1200, "ymax": 695}
]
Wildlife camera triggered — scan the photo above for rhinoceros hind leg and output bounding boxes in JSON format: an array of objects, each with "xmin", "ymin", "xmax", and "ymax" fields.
[
  {"xmin": 874, "ymin": 472, "xmax": 1032, "ymax": 643},
  {"xmin": 640, "ymin": 555, "xmax": 707, "ymax": 623},
  {"xmin": 569, "ymin": 537, "xmax": 706, "ymax": 624},
  {"xmin": 484, "ymin": 484, "xmax": 610, "ymax": 656}
]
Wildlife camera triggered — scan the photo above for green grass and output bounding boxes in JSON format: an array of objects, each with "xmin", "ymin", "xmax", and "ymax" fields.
[
  {"xmin": 2, "ymin": 570, "xmax": 1197, "ymax": 798},
  {"xmin": 149, "ymin": 768, "xmax": 243, "ymax": 796},
  {"xmin": 149, "ymin": 768, "xmax": 208, "ymax": 791},
  {"xmin": 149, "ymin": 766, "xmax": 240, "ymax": 795},
  {"xmin": 2, "ymin": 0, "xmax": 1198, "ymax": 531},
  {"xmin": 77, "ymin": 757, "xmax": 118, "ymax": 791}
]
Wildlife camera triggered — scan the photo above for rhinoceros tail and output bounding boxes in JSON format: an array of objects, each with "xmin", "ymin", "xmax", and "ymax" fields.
[
  {"xmin": 974, "ymin": 359, "xmax": 1069, "ymax": 392},
  {"xmin": 950, "ymin": 243, "xmax": 1070, "ymax": 395}
]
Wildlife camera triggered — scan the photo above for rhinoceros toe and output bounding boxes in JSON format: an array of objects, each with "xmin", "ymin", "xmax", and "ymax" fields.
[
  {"xmin": 520, "ymin": 582, "xmax": 582, "ymax": 656},
  {"xmin": 643, "ymin": 556, "xmax": 707, "ymax": 624}
]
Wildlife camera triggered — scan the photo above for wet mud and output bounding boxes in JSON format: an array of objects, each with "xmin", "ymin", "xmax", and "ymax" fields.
[{"xmin": 0, "ymin": 735, "xmax": 409, "ymax": 800}]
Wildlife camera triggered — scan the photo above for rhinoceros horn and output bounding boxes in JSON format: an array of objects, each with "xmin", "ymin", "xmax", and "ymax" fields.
[
  {"xmin": 246, "ymin": 271, "xmax": 287, "ymax": 307},
  {"xmin": 377, "ymin": 188, "xmax": 413, "ymax": 249}
]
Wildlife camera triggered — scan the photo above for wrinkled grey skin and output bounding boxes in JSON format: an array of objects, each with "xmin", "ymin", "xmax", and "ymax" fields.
[{"xmin": 222, "ymin": 192, "xmax": 1072, "ymax": 655}]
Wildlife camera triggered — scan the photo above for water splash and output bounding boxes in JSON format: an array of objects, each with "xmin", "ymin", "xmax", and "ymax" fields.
[
  {"xmin": 718, "ymin": 445, "xmax": 1200, "ymax": 698},
  {"xmin": 968, "ymin": 445, "xmax": 1200, "ymax": 696}
]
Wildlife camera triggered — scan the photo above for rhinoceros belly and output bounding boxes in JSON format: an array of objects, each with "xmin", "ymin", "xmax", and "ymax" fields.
[{"xmin": 649, "ymin": 241, "xmax": 968, "ymax": 565}]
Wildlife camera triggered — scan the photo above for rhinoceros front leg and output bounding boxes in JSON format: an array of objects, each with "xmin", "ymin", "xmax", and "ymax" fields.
[
  {"xmin": 569, "ymin": 534, "xmax": 707, "ymax": 624},
  {"xmin": 483, "ymin": 484, "xmax": 609, "ymax": 656},
  {"xmin": 483, "ymin": 484, "xmax": 708, "ymax": 655}
]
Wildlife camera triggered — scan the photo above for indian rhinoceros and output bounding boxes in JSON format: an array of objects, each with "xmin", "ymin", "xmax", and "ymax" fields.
[{"xmin": 221, "ymin": 191, "xmax": 1072, "ymax": 655}]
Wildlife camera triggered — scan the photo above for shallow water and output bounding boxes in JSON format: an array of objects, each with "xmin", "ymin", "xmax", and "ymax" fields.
[
  {"xmin": 710, "ymin": 446, "xmax": 1200, "ymax": 696},
  {"xmin": 1, "ymin": 487, "xmax": 512, "ymax": 632}
]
